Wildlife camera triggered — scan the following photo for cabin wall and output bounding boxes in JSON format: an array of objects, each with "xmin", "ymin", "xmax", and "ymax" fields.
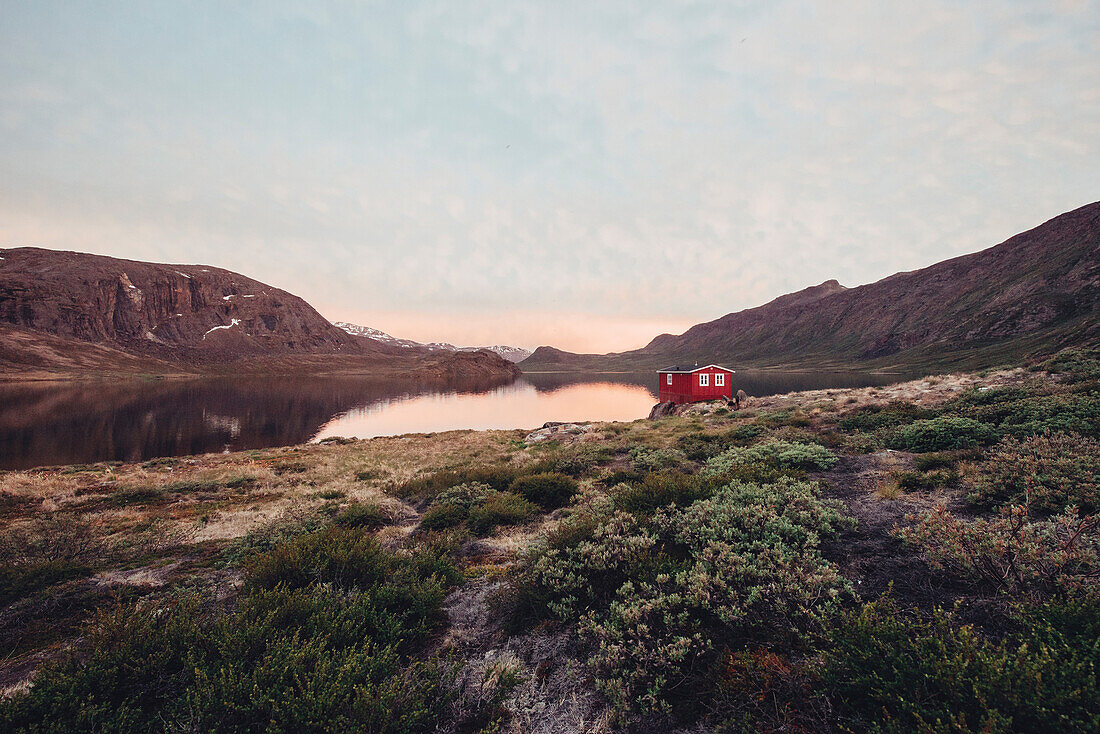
[
  {"xmin": 658, "ymin": 367, "xmax": 733, "ymax": 404},
  {"xmin": 658, "ymin": 372, "xmax": 694, "ymax": 403},
  {"xmin": 691, "ymin": 366, "xmax": 733, "ymax": 401}
]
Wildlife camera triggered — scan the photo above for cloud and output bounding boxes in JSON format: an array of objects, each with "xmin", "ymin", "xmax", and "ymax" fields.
[{"xmin": 0, "ymin": 1, "xmax": 1097, "ymax": 350}]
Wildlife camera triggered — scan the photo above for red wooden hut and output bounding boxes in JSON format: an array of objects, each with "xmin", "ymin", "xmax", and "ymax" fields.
[{"xmin": 657, "ymin": 364, "xmax": 735, "ymax": 404}]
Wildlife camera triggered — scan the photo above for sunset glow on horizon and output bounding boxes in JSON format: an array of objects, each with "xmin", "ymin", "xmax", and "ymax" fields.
[{"xmin": 2, "ymin": 2, "xmax": 1097, "ymax": 352}]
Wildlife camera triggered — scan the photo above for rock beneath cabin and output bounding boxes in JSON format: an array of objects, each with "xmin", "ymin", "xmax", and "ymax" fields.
[
  {"xmin": 524, "ymin": 422, "xmax": 592, "ymax": 443},
  {"xmin": 648, "ymin": 401, "xmax": 677, "ymax": 419}
]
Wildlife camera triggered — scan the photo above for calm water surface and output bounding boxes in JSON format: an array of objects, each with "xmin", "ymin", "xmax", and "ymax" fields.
[{"xmin": 0, "ymin": 371, "xmax": 907, "ymax": 470}]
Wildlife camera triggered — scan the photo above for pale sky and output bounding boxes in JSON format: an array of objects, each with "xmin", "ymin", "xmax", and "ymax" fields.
[{"xmin": 2, "ymin": 1, "xmax": 1097, "ymax": 351}]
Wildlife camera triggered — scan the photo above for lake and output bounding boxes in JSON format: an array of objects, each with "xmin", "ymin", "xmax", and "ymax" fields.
[{"xmin": 0, "ymin": 370, "xmax": 908, "ymax": 470}]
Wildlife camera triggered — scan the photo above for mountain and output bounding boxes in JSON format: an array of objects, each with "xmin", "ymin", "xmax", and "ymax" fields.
[
  {"xmin": 332, "ymin": 321, "xmax": 532, "ymax": 362},
  {"xmin": 520, "ymin": 202, "xmax": 1100, "ymax": 373},
  {"xmin": 0, "ymin": 248, "xmax": 520, "ymax": 380}
]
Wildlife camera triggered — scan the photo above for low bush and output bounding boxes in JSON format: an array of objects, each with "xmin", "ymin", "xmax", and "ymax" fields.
[
  {"xmin": 893, "ymin": 468, "xmax": 958, "ymax": 491},
  {"xmin": 885, "ymin": 416, "xmax": 998, "ymax": 452},
  {"xmin": 609, "ymin": 470, "xmax": 718, "ymax": 514},
  {"xmin": 941, "ymin": 388, "xmax": 1100, "ymax": 439},
  {"xmin": 105, "ymin": 486, "xmax": 169, "ymax": 507},
  {"xmin": 628, "ymin": 446, "xmax": 684, "ymax": 472},
  {"xmin": 897, "ymin": 504, "xmax": 1100, "ymax": 594},
  {"xmin": 467, "ymin": 493, "xmax": 539, "ymax": 535},
  {"xmin": 2, "ymin": 530, "xmax": 461, "ymax": 733},
  {"xmin": 222, "ymin": 510, "xmax": 332, "ymax": 566},
  {"xmin": 508, "ymin": 472, "xmax": 577, "ymax": 510},
  {"xmin": 420, "ymin": 482, "xmax": 539, "ymax": 535},
  {"xmin": 246, "ymin": 526, "xmax": 392, "ymax": 591},
  {"xmin": 676, "ymin": 425, "xmax": 762, "ymax": 461},
  {"xmin": 525, "ymin": 444, "xmax": 612, "ymax": 477},
  {"xmin": 838, "ymin": 401, "xmax": 931, "ymax": 432},
  {"xmin": 0, "ymin": 561, "xmax": 92, "ymax": 607},
  {"xmin": 913, "ymin": 451, "xmax": 973, "ymax": 471},
  {"xmin": 395, "ymin": 466, "xmax": 519, "ymax": 499},
  {"xmin": 824, "ymin": 595, "xmax": 1100, "ymax": 733},
  {"xmin": 600, "ymin": 469, "xmax": 644, "ymax": 486},
  {"xmin": 704, "ymin": 440, "xmax": 838, "ymax": 475},
  {"xmin": 968, "ymin": 434, "xmax": 1100, "ymax": 513},
  {"xmin": 419, "ymin": 504, "xmax": 467, "ymax": 531},
  {"xmin": 335, "ymin": 501, "xmax": 392, "ymax": 529},
  {"xmin": 756, "ymin": 409, "xmax": 813, "ymax": 428},
  {"xmin": 1042, "ymin": 348, "xmax": 1100, "ymax": 382},
  {"xmin": 509, "ymin": 479, "xmax": 852, "ymax": 718}
]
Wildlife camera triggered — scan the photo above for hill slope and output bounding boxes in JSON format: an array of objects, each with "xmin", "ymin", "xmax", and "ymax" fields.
[
  {"xmin": 0, "ymin": 248, "xmax": 519, "ymax": 380},
  {"xmin": 521, "ymin": 202, "xmax": 1100, "ymax": 372}
]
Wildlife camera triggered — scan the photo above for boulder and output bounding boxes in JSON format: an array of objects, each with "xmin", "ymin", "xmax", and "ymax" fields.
[
  {"xmin": 524, "ymin": 422, "xmax": 591, "ymax": 443},
  {"xmin": 648, "ymin": 401, "xmax": 677, "ymax": 419}
]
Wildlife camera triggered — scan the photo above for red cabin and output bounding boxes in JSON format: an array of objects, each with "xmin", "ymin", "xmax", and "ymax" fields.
[{"xmin": 657, "ymin": 364, "xmax": 735, "ymax": 404}]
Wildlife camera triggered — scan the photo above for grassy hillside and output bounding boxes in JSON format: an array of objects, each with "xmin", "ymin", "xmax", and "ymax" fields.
[
  {"xmin": 521, "ymin": 202, "xmax": 1100, "ymax": 374},
  {"xmin": 1, "ymin": 349, "xmax": 1098, "ymax": 732}
]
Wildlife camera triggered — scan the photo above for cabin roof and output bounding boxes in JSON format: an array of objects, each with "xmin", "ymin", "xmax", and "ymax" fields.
[{"xmin": 656, "ymin": 364, "xmax": 734, "ymax": 374}]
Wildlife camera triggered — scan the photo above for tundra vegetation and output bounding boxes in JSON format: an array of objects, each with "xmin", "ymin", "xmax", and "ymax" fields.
[{"xmin": 1, "ymin": 348, "xmax": 1098, "ymax": 732}]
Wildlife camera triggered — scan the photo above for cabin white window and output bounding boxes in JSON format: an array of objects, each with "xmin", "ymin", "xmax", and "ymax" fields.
[
  {"xmin": 699, "ymin": 373, "xmax": 709, "ymax": 387},
  {"xmin": 666, "ymin": 374, "xmax": 672, "ymax": 385},
  {"xmin": 715, "ymin": 373, "xmax": 725, "ymax": 387}
]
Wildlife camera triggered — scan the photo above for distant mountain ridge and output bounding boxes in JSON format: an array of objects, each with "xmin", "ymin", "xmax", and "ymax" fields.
[
  {"xmin": 332, "ymin": 321, "xmax": 532, "ymax": 362},
  {"xmin": 521, "ymin": 202, "xmax": 1100, "ymax": 372},
  {"xmin": 0, "ymin": 248, "xmax": 519, "ymax": 380}
]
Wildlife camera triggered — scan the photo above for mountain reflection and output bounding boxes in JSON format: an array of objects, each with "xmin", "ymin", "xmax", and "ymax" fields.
[{"xmin": 0, "ymin": 375, "xmax": 514, "ymax": 470}]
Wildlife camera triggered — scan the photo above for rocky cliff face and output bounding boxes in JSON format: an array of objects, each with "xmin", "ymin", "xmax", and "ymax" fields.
[
  {"xmin": 0, "ymin": 248, "xmax": 520, "ymax": 380},
  {"xmin": 0, "ymin": 248, "xmax": 363, "ymax": 363},
  {"xmin": 521, "ymin": 201, "xmax": 1100, "ymax": 372}
]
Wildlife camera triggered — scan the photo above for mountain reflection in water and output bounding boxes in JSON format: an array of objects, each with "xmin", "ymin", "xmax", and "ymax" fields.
[{"xmin": 0, "ymin": 370, "xmax": 907, "ymax": 470}]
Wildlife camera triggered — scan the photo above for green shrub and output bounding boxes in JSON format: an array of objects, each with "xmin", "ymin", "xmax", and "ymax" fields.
[
  {"xmin": 508, "ymin": 472, "xmax": 577, "ymax": 510},
  {"xmin": 838, "ymin": 401, "xmax": 931, "ymax": 432},
  {"xmin": 600, "ymin": 469, "xmax": 644, "ymax": 486},
  {"xmin": 335, "ymin": 501, "xmax": 391, "ymax": 529},
  {"xmin": 941, "ymin": 388, "xmax": 1100, "ymax": 439},
  {"xmin": 420, "ymin": 482, "xmax": 539, "ymax": 535},
  {"xmin": 893, "ymin": 469, "xmax": 958, "ymax": 491},
  {"xmin": 756, "ymin": 409, "xmax": 812, "ymax": 428},
  {"xmin": 467, "ymin": 493, "xmax": 539, "ymax": 535},
  {"xmin": 247, "ymin": 526, "xmax": 392, "ymax": 591},
  {"xmin": 968, "ymin": 434, "xmax": 1100, "ymax": 513},
  {"xmin": 1042, "ymin": 348, "xmax": 1100, "ymax": 382},
  {"xmin": 525, "ymin": 444, "xmax": 612, "ymax": 477},
  {"xmin": 222, "ymin": 510, "xmax": 332, "ymax": 566},
  {"xmin": 824, "ymin": 595, "xmax": 1100, "ymax": 733},
  {"xmin": 913, "ymin": 451, "xmax": 970, "ymax": 471},
  {"xmin": 628, "ymin": 446, "xmax": 684, "ymax": 472},
  {"xmin": 0, "ymin": 561, "xmax": 92, "ymax": 607},
  {"xmin": 676, "ymin": 425, "xmax": 763, "ymax": 461},
  {"xmin": 704, "ymin": 440, "xmax": 838, "ymax": 475},
  {"xmin": 886, "ymin": 416, "xmax": 998, "ymax": 452},
  {"xmin": 419, "ymin": 504, "xmax": 467, "ymax": 531},
  {"xmin": 2, "ymin": 536, "xmax": 459, "ymax": 734},
  {"xmin": 395, "ymin": 466, "xmax": 519, "ymax": 499},
  {"xmin": 509, "ymin": 479, "xmax": 852, "ymax": 717},
  {"xmin": 897, "ymin": 504, "xmax": 1100, "ymax": 593},
  {"xmin": 105, "ymin": 486, "xmax": 168, "ymax": 507},
  {"xmin": 610, "ymin": 470, "xmax": 718, "ymax": 514}
]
